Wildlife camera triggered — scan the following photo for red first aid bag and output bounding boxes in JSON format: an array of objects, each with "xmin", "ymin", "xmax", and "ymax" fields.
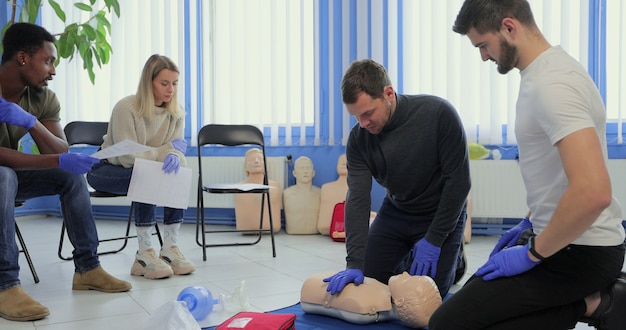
[
  {"xmin": 216, "ymin": 311, "xmax": 296, "ymax": 330},
  {"xmin": 330, "ymin": 201, "xmax": 346, "ymax": 242}
]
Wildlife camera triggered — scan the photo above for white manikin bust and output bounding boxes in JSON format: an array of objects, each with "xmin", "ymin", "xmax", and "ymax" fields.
[
  {"xmin": 283, "ymin": 156, "xmax": 321, "ymax": 234},
  {"xmin": 234, "ymin": 148, "xmax": 282, "ymax": 233},
  {"xmin": 317, "ymin": 154, "xmax": 348, "ymax": 235}
]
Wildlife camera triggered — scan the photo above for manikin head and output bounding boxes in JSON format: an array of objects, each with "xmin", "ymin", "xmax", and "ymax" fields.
[
  {"xmin": 244, "ymin": 148, "xmax": 265, "ymax": 176},
  {"xmin": 336, "ymin": 154, "xmax": 347, "ymax": 176},
  {"xmin": 293, "ymin": 156, "xmax": 315, "ymax": 184},
  {"xmin": 388, "ymin": 272, "xmax": 441, "ymax": 328}
]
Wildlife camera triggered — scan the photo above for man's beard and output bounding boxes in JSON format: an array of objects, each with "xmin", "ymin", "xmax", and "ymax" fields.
[{"xmin": 497, "ymin": 37, "xmax": 517, "ymax": 74}]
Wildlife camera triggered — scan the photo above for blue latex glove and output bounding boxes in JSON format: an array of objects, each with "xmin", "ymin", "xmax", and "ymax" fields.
[
  {"xmin": 171, "ymin": 138, "xmax": 187, "ymax": 153},
  {"xmin": 409, "ymin": 238, "xmax": 441, "ymax": 278},
  {"xmin": 476, "ymin": 244, "xmax": 540, "ymax": 281},
  {"xmin": 0, "ymin": 98, "xmax": 36, "ymax": 129},
  {"xmin": 489, "ymin": 217, "xmax": 532, "ymax": 257},
  {"xmin": 322, "ymin": 269, "xmax": 364, "ymax": 295},
  {"xmin": 162, "ymin": 153, "xmax": 181, "ymax": 174},
  {"xmin": 58, "ymin": 153, "xmax": 100, "ymax": 174}
]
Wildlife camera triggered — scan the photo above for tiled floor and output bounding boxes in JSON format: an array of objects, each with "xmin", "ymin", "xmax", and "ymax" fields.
[{"xmin": 6, "ymin": 215, "xmax": 616, "ymax": 329}]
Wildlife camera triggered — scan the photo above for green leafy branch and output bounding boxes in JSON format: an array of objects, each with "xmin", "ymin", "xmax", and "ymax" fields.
[{"xmin": 2, "ymin": 0, "xmax": 120, "ymax": 84}]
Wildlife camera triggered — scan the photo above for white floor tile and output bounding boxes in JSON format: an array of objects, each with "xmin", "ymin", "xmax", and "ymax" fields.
[{"xmin": 4, "ymin": 215, "xmax": 621, "ymax": 329}]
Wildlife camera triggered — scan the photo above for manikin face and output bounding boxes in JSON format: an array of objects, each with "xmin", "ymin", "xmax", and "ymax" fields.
[
  {"xmin": 345, "ymin": 86, "xmax": 395, "ymax": 135},
  {"xmin": 21, "ymin": 41, "xmax": 57, "ymax": 92},
  {"xmin": 466, "ymin": 28, "xmax": 519, "ymax": 74},
  {"xmin": 152, "ymin": 68, "xmax": 179, "ymax": 106},
  {"xmin": 293, "ymin": 157, "xmax": 314, "ymax": 184},
  {"xmin": 245, "ymin": 149, "xmax": 265, "ymax": 175},
  {"xmin": 336, "ymin": 154, "xmax": 347, "ymax": 176}
]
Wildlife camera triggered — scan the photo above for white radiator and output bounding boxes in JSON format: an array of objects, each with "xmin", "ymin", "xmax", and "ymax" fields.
[
  {"xmin": 90, "ymin": 156, "xmax": 287, "ymax": 208},
  {"xmin": 470, "ymin": 159, "xmax": 626, "ymax": 219}
]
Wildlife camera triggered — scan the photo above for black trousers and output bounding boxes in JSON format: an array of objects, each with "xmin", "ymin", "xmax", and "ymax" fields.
[
  {"xmin": 429, "ymin": 240, "xmax": 625, "ymax": 330},
  {"xmin": 363, "ymin": 197, "xmax": 466, "ymax": 298}
]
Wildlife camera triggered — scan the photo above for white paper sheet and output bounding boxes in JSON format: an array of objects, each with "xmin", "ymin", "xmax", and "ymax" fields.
[
  {"xmin": 204, "ymin": 183, "xmax": 271, "ymax": 191},
  {"xmin": 127, "ymin": 158, "xmax": 192, "ymax": 209},
  {"xmin": 91, "ymin": 139, "xmax": 155, "ymax": 160}
]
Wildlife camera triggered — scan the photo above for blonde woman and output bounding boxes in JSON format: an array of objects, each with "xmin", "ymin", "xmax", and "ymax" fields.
[{"xmin": 87, "ymin": 54, "xmax": 195, "ymax": 279}]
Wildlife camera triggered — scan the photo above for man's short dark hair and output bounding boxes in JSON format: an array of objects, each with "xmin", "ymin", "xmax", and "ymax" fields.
[
  {"xmin": 341, "ymin": 59, "xmax": 392, "ymax": 104},
  {"xmin": 2, "ymin": 22, "xmax": 56, "ymax": 64},
  {"xmin": 453, "ymin": 0, "xmax": 536, "ymax": 35}
]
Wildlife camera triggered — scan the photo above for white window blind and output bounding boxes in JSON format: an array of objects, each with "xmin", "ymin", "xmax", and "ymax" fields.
[
  {"xmin": 40, "ymin": 0, "xmax": 186, "ymax": 126},
  {"xmin": 200, "ymin": 0, "xmax": 315, "ymax": 146},
  {"xmin": 38, "ymin": 0, "xmax": 614, "ymax": 147}
]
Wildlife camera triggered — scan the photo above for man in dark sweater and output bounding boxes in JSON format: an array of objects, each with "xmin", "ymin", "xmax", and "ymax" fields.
[{"xmin": 324, "ymin": 59, "xmax": 471, "ymax": 298}]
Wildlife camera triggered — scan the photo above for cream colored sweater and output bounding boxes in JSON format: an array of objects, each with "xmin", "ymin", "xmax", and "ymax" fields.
[{"xmin": 101, "ymin": 95, "xmax": 186, "ymax": 168}]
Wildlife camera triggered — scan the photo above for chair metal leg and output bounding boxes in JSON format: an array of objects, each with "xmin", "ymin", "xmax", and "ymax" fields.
[
  {"xmin": 195, "ymin": 192, "xmax": 276, "ymax": 260},
  {"xmin": 15, "ymin": 223, "xmax": 40, "ymax": 283},
  {"xmin": 58, "ymin": 203, "xmax": 162, "ymax": 260}
]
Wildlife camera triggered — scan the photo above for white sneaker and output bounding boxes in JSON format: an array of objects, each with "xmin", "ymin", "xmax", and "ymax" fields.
[
  {"xmin": 160, "ymin": 246, "xmax": 196, "ymax": 275},
  {"xmin": 131, "ymin": 248, "xmax": 174, "ymax": 279}
]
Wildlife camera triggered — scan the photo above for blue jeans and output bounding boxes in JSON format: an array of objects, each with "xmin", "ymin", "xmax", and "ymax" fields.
[
  {"xmin": 87, "ymin": 162, "xmax": 184, "ymax": 227},
  {"xmin": 363, "ymin": 197, "xmax": 466, "ymax": 298},
  {"xmin": 0, "ymin": 166, "xmax": 101, "ymax": 290}
]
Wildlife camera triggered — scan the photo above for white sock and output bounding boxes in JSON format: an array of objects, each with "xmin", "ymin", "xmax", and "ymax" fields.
[
  {"xmin": 162, "ymin": 223, "xmax": 181, "ymax": 250},
  {"xmin": 136, "ymin": 226, "xmax": 154, "ymax": 254}
]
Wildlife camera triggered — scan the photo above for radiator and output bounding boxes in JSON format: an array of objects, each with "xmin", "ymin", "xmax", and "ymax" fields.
[
  {"xmin": 90, "ymin": 156, "xmax": 287, "ymax": 208},
  {"xmin": 470, "ymin": 159, "xmax": 626, "ymax": 219}
]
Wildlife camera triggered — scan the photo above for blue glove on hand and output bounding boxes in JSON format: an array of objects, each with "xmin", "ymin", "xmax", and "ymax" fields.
[
  {"xmin": 0, "ymin": 98, "xmax": 36, "ymax": 129},
  {"xmin": 409, "ymin": 238, "xmax": 441, "ymax": 278},
  {"xmin": 490, "ymin": 217, "xmax": 532, "ymax": 257},
  {"xmin": 162, "ymin": 153, "xmax": 181, "ymax": 174},
  {"xmin": 171, "ymin": 138, "xmax": 187, "ymax": 153},
  {"xmin": 58, "ymin": 153, "xmax": 100, "ymax": 174},
  {"xmin": 322, "ymin": 269, "xmax": 364, "ymax": 295},
  {"xmin": 476, "ymin": 244, "xmax": 539, "ymax": 281}
]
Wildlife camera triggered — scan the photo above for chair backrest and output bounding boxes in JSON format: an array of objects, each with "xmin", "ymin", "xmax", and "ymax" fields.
[
  {"xmin": 196, "ymin": 124, "xmax": 269, "ymax": 185},
  {"xmin": 64, "ymin": 121, "xmax": 109, "ymax": 146},
  {"xmin": 197, "ymin": 124, "xmax": 265, "ymax": 147}
]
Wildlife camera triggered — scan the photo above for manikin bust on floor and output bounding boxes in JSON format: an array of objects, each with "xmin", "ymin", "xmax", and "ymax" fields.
[
  {"xmin": 301, "ymin": 271, "xmax": 441, "ymax": 328},
  {"xmin": 283, "ymin": 156, "xmax": 321, "ymax": 234},
  {"xmin": 234, "ymin": 148, "xmax": 282, "ymax": 233}
]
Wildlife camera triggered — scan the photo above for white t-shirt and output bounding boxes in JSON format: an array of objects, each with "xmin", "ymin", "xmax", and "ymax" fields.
[{"xmin": 515, "ymin": 46, "xmax": 624, "ymax": 246}]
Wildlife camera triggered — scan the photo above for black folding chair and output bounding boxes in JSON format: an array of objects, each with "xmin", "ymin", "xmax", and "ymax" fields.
[
  {"xmin": 15, "ymin": 201, "xmax": 39, "ymax": 283},
  {"xmin": 58, "ymin": 121, "xmax": 161, "ymax": 260},
  {"xmin": 195, "ymin": 124, "xmax": 277, "ymax": 261}
]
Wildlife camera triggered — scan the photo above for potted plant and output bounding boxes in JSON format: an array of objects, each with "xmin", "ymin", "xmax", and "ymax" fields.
[{"xmin": 1, "ymin": 0, "xmax": 120, "ymax": 83}]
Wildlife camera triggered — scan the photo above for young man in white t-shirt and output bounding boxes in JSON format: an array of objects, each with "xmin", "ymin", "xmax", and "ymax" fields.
[{"xmin": 430, "ymin": 1, "xmax": 626, "ymax": 329}]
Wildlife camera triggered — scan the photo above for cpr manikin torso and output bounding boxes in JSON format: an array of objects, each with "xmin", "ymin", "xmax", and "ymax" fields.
[
  {"xmin": 234, "ymin": 148, "xmax": 282, "ymax": 232},
  {"xmin": 300, "ymin": 271, "xmax": 441, "ymax": 327},
  {"xmin": 317, "ymin": 154, "xmax": 348, "ymax": 235},
  {"xmin": 283, "ymin": 156, "xmax": 321, "ymax": 234}
]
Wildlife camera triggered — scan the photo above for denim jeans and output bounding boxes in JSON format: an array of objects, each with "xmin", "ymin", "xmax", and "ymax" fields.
[
  {"xmin": 0, "ymin": 166, "xmax": 101, "ymax": 290},
  {"xmin": 87, "ymin": 162, "xmax": 184, "ymax": 227}
]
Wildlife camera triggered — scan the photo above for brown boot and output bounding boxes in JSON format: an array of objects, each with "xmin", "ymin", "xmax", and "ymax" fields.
[
  {"xmin": 73, "ymin": 266, "xmax": 132, "ymax": 293},
  {"xmin": 0, "ymin": 286, "xmax": 49, "ymax": 321}
]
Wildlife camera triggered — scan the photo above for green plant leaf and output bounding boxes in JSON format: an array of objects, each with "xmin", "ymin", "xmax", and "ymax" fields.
[
  {"xmin": 95, "ymin": 12, "xmax": 111, "ymax": 34},
  {"xmin": 56, "ymin": 34, "xmax": 74, "ymax": 58},
  {"xmin": 5, "ymin": 0, "xmax": 121, "ymax": 85},
  {"xmin": 22, "ymin": 0, "xmax": 42, "ymax": 23},
  {"xmin": 82, "ymin": 24, "xmax": 97, "ymax": 40},
  {"xmin": 104, "ymin": 0, "xmax": 121, "ymax": 17},
  {"xmin": 47, "ymin": 0, "xmax": 66, "ymax": 23},
  {"xmin": 74, "ymin": 3, "xmax": 92, "ymax": 12}
]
